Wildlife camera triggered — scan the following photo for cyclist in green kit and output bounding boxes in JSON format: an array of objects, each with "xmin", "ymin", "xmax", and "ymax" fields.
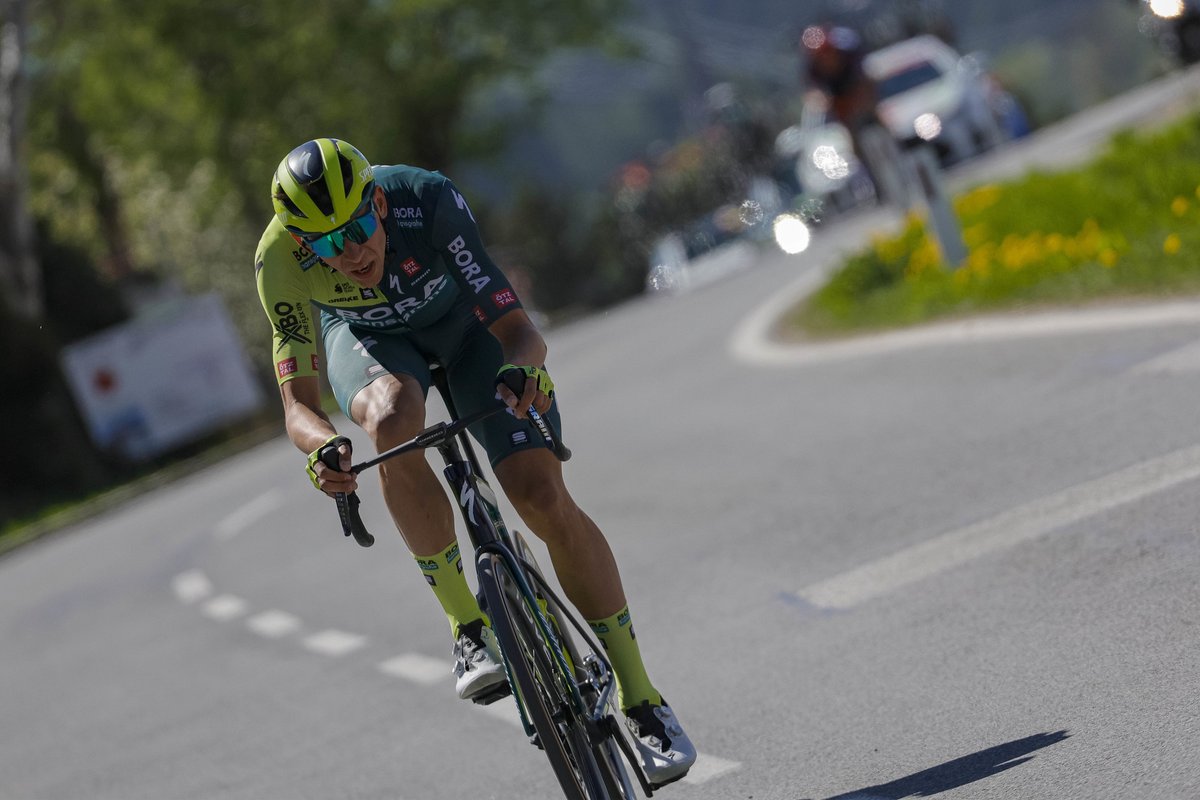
[{"xmin": 254, "ymin": 137, "xmax": 695, "ymax": 784}]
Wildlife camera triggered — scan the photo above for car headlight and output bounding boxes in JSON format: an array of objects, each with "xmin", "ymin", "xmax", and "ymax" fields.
[
  {"xmin": 914, "ymin": 113, "xmax": 943, "ymax": 141},
  {"xmin": 772, "ymin": 213, "xmax": 811, "ymax": 255}
]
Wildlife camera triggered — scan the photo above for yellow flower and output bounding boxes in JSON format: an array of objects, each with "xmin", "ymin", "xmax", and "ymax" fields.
[
  {"xmin": 1164, "ymin": 234, "xmax": 1182, "ymax": 255},
  {"xmin": 1099, "ymin": 249, "xmax": 1118, "ymax": 268},
  {"xmin": 955, "ymin": 184, "xmax": 1001, "ymax": 217},
  {"xmin": 1171, "ymin": 196, "xmax": 1190, "ymax": 217}
]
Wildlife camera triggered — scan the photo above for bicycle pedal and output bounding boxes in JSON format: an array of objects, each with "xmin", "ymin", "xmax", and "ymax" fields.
[{"xmin": 470, "ymin": 682, "xmax": 512, "ymax": 706}]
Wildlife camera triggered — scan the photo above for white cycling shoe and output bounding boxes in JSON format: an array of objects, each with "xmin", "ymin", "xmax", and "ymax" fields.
[
  {"xmin": 453, "ymin": 620, "xmax": 507, "ymax": 700},
  {"xmin": 624, "ymin": 700, "xmax": 697, "ymax": 786}
]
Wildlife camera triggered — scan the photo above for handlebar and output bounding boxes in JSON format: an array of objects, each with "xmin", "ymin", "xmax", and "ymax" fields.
[{"xmin": 324, "ymin": 402, "xmax": 570, "ymax": 547}]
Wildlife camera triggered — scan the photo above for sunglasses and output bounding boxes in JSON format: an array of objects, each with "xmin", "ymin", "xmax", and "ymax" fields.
[{"xmin": 295, "ymin": 199, "xmax": 379, "ymax": 259}]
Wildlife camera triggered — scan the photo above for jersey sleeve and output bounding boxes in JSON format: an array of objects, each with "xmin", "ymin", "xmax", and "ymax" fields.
[
  {"xmin": 426, "ymin": 176, "xmax": 524, "ymax": 326},
  {"xmin": 255, "ymin": 221, "xmax": 321, "ymax": 385}
]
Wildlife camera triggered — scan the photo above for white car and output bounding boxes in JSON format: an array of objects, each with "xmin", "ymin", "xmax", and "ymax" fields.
[{"xmin": 863, "ymin": 35, "xmax": 1005, "ymax": 164}]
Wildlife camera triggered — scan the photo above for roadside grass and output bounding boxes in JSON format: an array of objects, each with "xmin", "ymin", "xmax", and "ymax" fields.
[{"xmin": 789, "ymin": 111, "xmax": 1200, "ymax": 337}]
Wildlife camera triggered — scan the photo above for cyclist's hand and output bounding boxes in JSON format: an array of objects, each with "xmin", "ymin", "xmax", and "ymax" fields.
[
  {"xmin": 495, "ymin": 364, "xmax": 554, "ymax": 419},
  {"xmin": 305, "ymin": 435, "xmax": 358, "ymax": 496}
]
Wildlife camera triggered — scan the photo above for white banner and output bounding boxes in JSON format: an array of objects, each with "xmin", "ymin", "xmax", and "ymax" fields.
[{"xmin": 60, "ymin": 293, "xmax": 266, "ymax": 461}]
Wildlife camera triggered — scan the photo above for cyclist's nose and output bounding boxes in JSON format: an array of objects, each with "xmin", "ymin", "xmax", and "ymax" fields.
[{"xmin": 341, "ymin": 238, "xmax": 367, "ymax": 260}]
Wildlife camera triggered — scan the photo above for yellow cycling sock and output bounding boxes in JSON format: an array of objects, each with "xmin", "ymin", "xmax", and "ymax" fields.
[
  {"xmin": 415, "ymin": 541, "xmax": 486, "ymax": 637},
  {"xmin": 587, "ymin": 606, "xmax": 663, "ymax": 712}
]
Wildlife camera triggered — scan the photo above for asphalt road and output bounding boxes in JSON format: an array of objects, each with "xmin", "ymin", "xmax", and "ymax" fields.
[{"xmin": 4, "ymin": 73, "xmax": 1200, "ymax": 800}]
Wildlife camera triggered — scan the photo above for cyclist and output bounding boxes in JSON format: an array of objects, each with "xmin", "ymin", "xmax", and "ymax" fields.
[
  {"xmin": 799, "ymin": 24, "xmax": 901, "ymax": 203},
  {"xmin": 254, "ymin": 137, "xmax": 695, "ymax": 784},
  {"xmin": 801, "ymin": 24, "xmax": 878, "ymax": 140}
]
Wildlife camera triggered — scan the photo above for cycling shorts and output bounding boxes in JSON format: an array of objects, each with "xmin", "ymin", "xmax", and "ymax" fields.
[{"xmin": 320, "ymin": 302, "xmax": 562, "ymax": 468}]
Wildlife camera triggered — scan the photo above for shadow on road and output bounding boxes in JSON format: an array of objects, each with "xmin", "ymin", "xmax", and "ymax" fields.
[{"xmin": 825, "ymin": 730, "xmax": 1071, "ymax": 799}]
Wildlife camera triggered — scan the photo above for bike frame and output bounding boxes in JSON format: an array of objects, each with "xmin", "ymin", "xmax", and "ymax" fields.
[{"xmin": 327, "ymin": 369, "xmax": 647, "ymax": 796}]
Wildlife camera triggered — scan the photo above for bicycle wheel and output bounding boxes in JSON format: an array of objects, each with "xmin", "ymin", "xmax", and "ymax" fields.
[
  {"xmin": 479, "ymin": 552, "xmax": 610, "ymax": 799},
  {"xmin": 510, "ymin": 534, "xmax": 639, "ymax": 800}
]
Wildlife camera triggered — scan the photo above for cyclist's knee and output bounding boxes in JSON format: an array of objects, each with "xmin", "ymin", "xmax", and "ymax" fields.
[
  {"xmin": 509, "ymin": 478, "xmax": 572, "ymax": 523},
  {"xmin": 351, "ymin": 374, "xmax": 426, "ymax": 449}
]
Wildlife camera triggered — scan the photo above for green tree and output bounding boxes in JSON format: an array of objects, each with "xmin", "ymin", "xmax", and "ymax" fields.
[{"xmin": 26, "ymin": 0, "xmax": 630, "ymax": 360}]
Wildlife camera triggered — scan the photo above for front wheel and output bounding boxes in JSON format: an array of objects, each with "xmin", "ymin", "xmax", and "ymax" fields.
[
  {"xmin": 479, "ymin": 552, "xmax": 611, "ymax": 799},
  {"xmin": 510, "ymin": 533, "xmax": 641, "ymax": 800}
]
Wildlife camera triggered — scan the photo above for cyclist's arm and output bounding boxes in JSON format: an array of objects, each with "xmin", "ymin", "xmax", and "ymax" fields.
[
  {"xmin": 426, "ymin": 175, "xmax": 525, "ymax": 326},
  {"xmin": 279, "ymin": 376, "xmax": 357, "ymax": 494},
  {"xmin": 255, "ymin": 222, "xmax": 354, "ymax": 491},
  {"xmin": 489, "ymin": 309, "xmax": 547, "ymax": 373},
  {"xmin": 489, "ymin": 309, "xmax": 553, "ymax": 417}
]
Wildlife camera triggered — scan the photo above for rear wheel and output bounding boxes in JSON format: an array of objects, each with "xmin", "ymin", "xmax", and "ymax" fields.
[{"xmin": 480, "ymin": 552, "xmax": 610, "ymax": 799}]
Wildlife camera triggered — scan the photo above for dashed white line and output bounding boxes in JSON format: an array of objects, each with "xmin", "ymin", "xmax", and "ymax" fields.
[
  {"xmin": 202, "ymin": 594, "xmax": 248, "ymax": 621},
  {"xmin": 798, "ymin": 441, "xmax": 1200, "ymax": 610},
  {"xmin": 214, "ymin": 489, "xmax": 285, "ymax": 540},
  {"xmin": 247, "ymin": 610, "xmax": 302, "ymax": 638},
  {"xmin": 172, "ymin": 570, "xmax": 213, "ymax": 604},
  {"xmin": 172, "ymin": 572, "xmax": 741, "ymax": 786},
  {"xmin": 378, "ymin": 653, "xmax": 449, "ymax": 685},
  {"xmin": 303, "ymin": 629, "xmax": 367, "ymax": 657}
]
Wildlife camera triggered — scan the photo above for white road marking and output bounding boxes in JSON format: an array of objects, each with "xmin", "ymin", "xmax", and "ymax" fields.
[
  {"xmin": 247, "ymin": 610, "xmax": 302, "ymax": 638},
  {"xmin": 202, "ymin": 594, "xmax": 248, "ymax": 621},
  {"xmin": 1133, "ymin": 337, "xmax": 1200, "ymax": 375},
  {"xmin": 798, "ymin": 442, "xmax": 1200, "ymax": 610},
  {"xmin": 173, "ymin": 577, "xmax": 741, "ymax": 787},
  {"xmin": 682, "ymin": 753, "xmax": 742, "ymax": 785},
  {"xmin": 378, "ymin": 653, "xmax": 449, "ymax": 685},
  {"xmin": 731, "ymin": 297, "xmax": 1200, "ymax": 367},
  {"xmin": 303, "ymin": 629, "xmax": 367, "ymax": 657},
  {"xmin": 172, "ymin": 570, "xmax": 213, "ymax": 604},
  {"xmin": 214, "ymin": 489, "xmax": 285, "ymax": 540}
]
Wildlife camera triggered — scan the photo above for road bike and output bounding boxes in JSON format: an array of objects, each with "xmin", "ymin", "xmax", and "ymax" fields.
[{"xmin": 322, "ymin": 367, "xmax": 655, "ymax": 799}]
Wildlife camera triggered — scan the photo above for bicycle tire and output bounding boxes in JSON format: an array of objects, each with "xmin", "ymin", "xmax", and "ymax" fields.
[
  {"xmin": 480, "ymin": 552, "xmax": 609, "ymax": 799},
  {"xmin": 510, "ymin": 534, "xmax": 639, "ymax": 800}
]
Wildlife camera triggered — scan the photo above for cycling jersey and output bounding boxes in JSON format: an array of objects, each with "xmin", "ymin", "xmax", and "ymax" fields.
[{"xmin": 254, "ymin": 165, "xmax": 524, "ymax": 385}]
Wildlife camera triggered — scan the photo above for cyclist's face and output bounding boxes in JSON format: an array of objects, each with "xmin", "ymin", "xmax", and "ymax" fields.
[{"xmin": 324, "ymin": 187, "xmax": 386, "ymax": 288}]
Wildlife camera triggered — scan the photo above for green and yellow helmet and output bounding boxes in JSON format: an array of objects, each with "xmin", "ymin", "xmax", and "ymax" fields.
[{"xmin": 271, "ymin": 138, "xmax": 375, "ymax": 234}]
